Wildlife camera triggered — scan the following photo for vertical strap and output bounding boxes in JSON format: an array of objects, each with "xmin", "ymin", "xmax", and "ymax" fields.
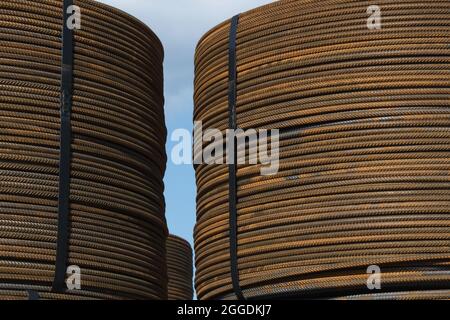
[
  {"xmin": 27, "ymin": 290, "xmax": 40, "ymax": 300},
  {"xmin": 228, "ymin": 14, "xmax": 245, "ymax": 300},
  {"xmin": 52, "ymin": 0, "xmax": 75, "ymax": 292}
]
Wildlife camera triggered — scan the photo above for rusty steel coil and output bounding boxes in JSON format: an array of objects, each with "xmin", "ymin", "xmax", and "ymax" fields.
[
  {"xmin": 166, "ymin": 235, "xmax": 194, "ymax": 300},
  {"xmin": 0, "ymin": 0, "xmax": 167, "ymax": 299},
  {"xmin": 334, "ymin": 289, "xmax": 450, "ymax": 300},
  {"xmin": 193, "ymin": 0, "xmax": 450, "ymax": 300}
]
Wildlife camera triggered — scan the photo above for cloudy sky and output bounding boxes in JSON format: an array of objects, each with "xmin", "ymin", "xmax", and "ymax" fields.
[{"xmin": 97, "ymin": 0, "xmax": 276, "ymax": 246}]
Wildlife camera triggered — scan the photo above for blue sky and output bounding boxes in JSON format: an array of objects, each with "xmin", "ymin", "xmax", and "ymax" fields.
[{"xmin": 97, "ymin": 0, "xmax": 275, "ymax": 246}]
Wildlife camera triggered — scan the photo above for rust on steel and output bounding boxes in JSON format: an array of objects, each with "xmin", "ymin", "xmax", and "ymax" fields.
[
  {"xmin": 167, "ymin": 235, "xmax": 194, "ymax": 300},
  {"xmin": 193, "ymin": 0, "xmax": 450, "ymax": 300},
  {"xmin": 0, "ymin": 0, "xmax": 167, "ymax": 299}
]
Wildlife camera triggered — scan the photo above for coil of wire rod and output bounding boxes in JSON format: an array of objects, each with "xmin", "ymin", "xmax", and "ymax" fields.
[
  {"xmin": 193, "ymin": 0, "xmax": 450, "ymax": 300},
  {"xmin": 166, "ymin": 235, "xmax": 194, "ymax": 300},
  {"xmin": 334, "ymin": 289, "xmax": 450, "ymax": 300},
  {"xmin": 0, "ymin": 0, "xmax": 167, "ymax": 299}
]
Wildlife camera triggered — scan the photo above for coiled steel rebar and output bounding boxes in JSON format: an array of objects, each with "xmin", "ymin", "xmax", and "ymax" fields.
[
  {"xmin": 193, "ymin": 0, "xmax": 450, "ymax": 300},
  {"xmin": 0, "ymin": 0, "xmax": 167, "ymax": 299},
  {"xmin": 167, "ymin": 235, "xmax": 194, "ymax": 300}
]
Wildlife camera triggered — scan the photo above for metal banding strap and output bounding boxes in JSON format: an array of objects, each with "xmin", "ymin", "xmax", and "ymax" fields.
[
  {"xmin": 52, "ymin": 0, "xmax": 75, "ymax": 292},
  {"xmin": 27, "ymin": 290, "xmax": 40, "ymax": 300},
  {"xmin": 228, "ymin": 14, "xmax": 245, "ymax": 301}
]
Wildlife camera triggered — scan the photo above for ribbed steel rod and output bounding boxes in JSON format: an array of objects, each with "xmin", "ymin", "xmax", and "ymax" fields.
[
  {"xmin": 0, "ymin": 0, "xmax": 167, "ymax": 300},
  {"xmin": 193, "ymin": 0, "xmax": 450, "ymax": 300},
  {"xmin": 167, "ymin": 235, "xmax": 194, "ymax": 300}
]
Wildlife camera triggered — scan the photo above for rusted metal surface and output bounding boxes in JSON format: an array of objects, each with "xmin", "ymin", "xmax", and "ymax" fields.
[
  {"xmin": 167, "ymin": 235, "xmax": 194, "ymax": 300},
  {"xmin": 193, "ymin": 0, "xmax": 450, "ymax": 300},
  {"xmin": 0, "ymin": 0, "xmax": 167, "ymax": 299}
]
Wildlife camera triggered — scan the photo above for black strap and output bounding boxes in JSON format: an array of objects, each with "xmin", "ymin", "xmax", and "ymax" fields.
[
  {"xmin": 227, "ymin": 14, "xmax": 245, "ymax": 300},
  {"xmin": 27, "ymin": 290, "xmax": 40, "ymax": 301},
  {"xmin": 52, "ymin": 0, "xmax": 75, "ymax": 292}
]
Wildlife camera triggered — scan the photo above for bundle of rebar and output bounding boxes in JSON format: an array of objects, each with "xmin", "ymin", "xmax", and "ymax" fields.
[
  {"xmin": 0, "ymin": 0, "xmax": 167, "ymax": 299},
  {"xmin": 193, "ymin": 0, "xmax": 450, "ymax": 300},
  {"xmin": 166, "ymin": 235, "xmax": 194, "ymax": 300}
]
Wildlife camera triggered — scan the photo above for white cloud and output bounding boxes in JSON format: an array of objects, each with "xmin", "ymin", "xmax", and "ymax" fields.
[
  {"xmin": 96, "ymin": 0, "xmax": 276, "ymax": 114},
  {"xmin": 93, "ymin": 0, "xmax": 276, "ymax": 247}
]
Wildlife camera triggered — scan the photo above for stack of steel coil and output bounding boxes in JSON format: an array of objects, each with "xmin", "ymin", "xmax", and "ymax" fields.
[
  {"xmin": 166, "ymin": 235, "xmax": 194, "ymax": 300},
  {"xmin": 194, "ymin": 0, "xmax": 450, "ymax": 300},
  {"xmin": 0, "ymin": 0, "xmax": 167, "ymax": 299}
]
